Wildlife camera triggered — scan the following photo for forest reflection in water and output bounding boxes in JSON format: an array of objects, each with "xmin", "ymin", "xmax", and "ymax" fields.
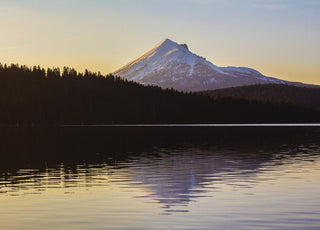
[{"xmin": 0, "ymin": 126, "xmax": 320, "ymax": 229}]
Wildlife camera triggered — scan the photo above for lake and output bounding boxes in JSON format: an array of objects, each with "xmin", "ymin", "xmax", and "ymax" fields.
[{"xmin": 0, "ymin": 125, "xmax": 320, "ymax": 229}]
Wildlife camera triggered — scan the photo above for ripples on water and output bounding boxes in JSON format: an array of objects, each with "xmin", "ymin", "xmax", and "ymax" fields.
[{"xmin": 0, "ymin": 126, "xmax": 320, "ymax": 229}]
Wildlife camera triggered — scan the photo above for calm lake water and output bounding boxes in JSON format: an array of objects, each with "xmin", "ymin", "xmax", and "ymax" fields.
[{"xmin": 0, "ymin": 126, "xmax": 320, "ymax": 229}]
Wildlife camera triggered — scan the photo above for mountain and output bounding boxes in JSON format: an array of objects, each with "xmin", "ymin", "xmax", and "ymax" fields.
[
  {"xmin": 202, "ymin": 84, "xmax": 320, "ymax": 111},
  {"xmin": 114, "ymin": 38, "xmax": 315, "ymax": 91}
]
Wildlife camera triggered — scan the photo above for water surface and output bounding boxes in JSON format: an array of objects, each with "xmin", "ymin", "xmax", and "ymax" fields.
[{"xmin": 0, "ymin": 126, "xmax": 320, "ymax": 229}]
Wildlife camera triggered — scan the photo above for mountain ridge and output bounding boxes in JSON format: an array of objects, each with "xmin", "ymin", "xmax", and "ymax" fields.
[{"xmin": 114, "ymin": 38, "xmax": 317, "ymax": 91}]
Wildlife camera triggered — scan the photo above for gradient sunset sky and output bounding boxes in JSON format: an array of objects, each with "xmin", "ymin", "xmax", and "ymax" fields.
[{"xmin": 1, "ymin": 0, "xmax": 319, "ymax": 84}]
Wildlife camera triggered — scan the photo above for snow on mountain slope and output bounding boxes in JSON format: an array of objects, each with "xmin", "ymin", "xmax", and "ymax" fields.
[{"xmin": 113, "ymin": 38, "xmax": 308, "ymax": 91}]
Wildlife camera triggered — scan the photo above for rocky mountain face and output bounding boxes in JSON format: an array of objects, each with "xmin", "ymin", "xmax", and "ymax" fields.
[{"xmin": 113, "ymin": 38, "xmax": 311, "ymax": 91}]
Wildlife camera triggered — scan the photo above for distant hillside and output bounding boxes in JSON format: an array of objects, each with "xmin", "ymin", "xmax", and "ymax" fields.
[
  {"xmin": 0, "ymin": 64, "xmax": 319, "ymax": 124},
  {"xmin": 203, "ymin": 84, "xmax": 320, "ymax": 111}
]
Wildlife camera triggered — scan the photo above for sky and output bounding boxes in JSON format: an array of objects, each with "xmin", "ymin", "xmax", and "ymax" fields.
[{"xmin": 0, "ymin": 0, "xmax": 319, "ymax": 84}]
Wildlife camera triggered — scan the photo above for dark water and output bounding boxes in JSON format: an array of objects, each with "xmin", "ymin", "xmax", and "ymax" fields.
[{"xmin": 0, "ymin": 126, "xmax": 320, "ymax": 229}]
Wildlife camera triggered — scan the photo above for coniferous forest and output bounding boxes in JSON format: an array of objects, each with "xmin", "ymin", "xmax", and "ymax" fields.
[
  {"xmin": 0, "ymin": 63, "xmax": 319, "ymax": 125},
  {"xmin": 203, "ymin": 84, "xmax": 320, "ymax": 111}
]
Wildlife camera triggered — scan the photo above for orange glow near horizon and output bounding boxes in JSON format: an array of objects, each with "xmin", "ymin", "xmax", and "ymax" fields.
[{"xmin": 0, "ymin": 0, "xmax": 319, "ymax": 85}]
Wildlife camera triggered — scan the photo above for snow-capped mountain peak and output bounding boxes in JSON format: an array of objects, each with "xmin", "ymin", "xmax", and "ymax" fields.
[{"xmin": 113, "ymin": 38, "xmax": 306, "ymax": 91}]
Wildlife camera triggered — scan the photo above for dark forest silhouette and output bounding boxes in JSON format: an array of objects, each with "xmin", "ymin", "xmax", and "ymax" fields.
[
  {"xmin": 0, "ymin": 63, "xmax": 319, "ymax": 125},
  {"xmin": 203, "ymin": 84, "xmax": 320, "ymax": 111}
]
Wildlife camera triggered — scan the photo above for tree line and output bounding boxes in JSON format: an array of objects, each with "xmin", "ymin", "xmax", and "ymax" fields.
[
  {"xmin": 203, "ymin": 84, "xmax": 320, "ymax": 111},
  {"xmin": 0, "ymin": 63, "xmax": 319, "ymax": 125}
]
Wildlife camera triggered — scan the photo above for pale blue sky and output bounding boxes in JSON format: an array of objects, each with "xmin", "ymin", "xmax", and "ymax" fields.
[{"xmin": 1, "ymin": 0, "xmax": 319, "ymax": 84}]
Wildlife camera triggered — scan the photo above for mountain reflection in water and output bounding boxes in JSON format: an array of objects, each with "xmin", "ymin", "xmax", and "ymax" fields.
[{"xmin": 1, "ymin": 126, "xmax": 319, "ymax": 215}]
